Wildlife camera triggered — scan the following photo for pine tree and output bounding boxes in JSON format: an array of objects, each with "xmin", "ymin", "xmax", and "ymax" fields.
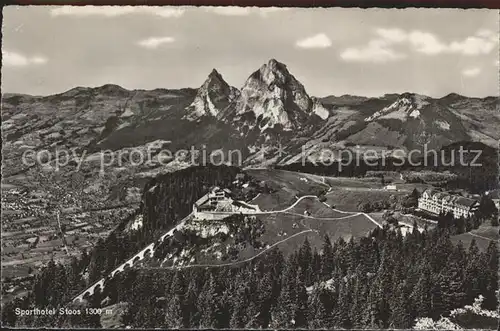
[
  {"xmin": 244, "ymin": 300, "xmax": 260, "ymax": 329},
  {"xmin": 184, "ymin": 277, "xmax": 200, "ymax": 327},
  {"xmin": 256, "ymin": 271, "xmax": 274, "ymax": 327},
  {"xmin": 170, "ymin": 271, "xmax": 186, "ymax": 296},
  {"xmin": 164, "ymin": 294, "xmax": 184, "ymax": 328},
  {"xmin": 464, "ymin": 239, "xmax": 482, "ymax": 303},
  {"xmin": 320, "ymin": 234, "xmax": 334, "ymax": 278},
  {"xmin": 370, "ymin": 253, "xmax": 392, "ymax": 328},
  {"xmin": 311, "ymin": 248, "xmax": 322, "ymax": 283},
  {"xmin": 294, "ymin": 273, "xmax": 309, "ymax": 327},
  {"xmin": 430, "ymin": 274, "xmax": 446, "ymax": 319},
  {"xmin": 298, "ymin": 238, "xmax": 313, "ymax": 284},
  {"xmin": 270, "ymin": 267, "xmax": 296, "ymax": 329},
  {"xmin": 389, "ymin": 283, "xmax": 412, "ymax": 328},
  {"xmin": 334, "ymin": 277, "xmax": 352, "ymax": 328},
  {"xmin": 411, "ymin": 262, "xmax": 432, "ymax": 317},
  {"xmin": 197, "ymin": 274, "xmax": 222, "ymax": 328},
  {"xmin": 350, "ymin": 267, "xmax": 368, "ymax": 327},
  {"xmin": 229, "ymin": 285, "xmax": 248, "ymax": 329},
  {"xmin": 478, "ymin": 194, "xmax": 498, "ymax": 220},
  {"xmin": 441, "ymin": 256, "xmax": 467, "ymax": 310},
  {"xmin": 2, "ymin": 300, "xmax": 18, "ymax": 327},
  {"xmin": 308, "ymin": 288, "xmax": 324, "ymax": 329},
  {"xmin": 483, "ymin": 241, "xmax": 499, "ymax": 310}
]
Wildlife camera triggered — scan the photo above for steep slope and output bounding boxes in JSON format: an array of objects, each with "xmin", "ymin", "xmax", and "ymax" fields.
[
  {"xmin": 2, "ymin": 67, "xmax": 498, "ymax": 173},
  {"xmin": 350, "ymin": 93, "xmax": 474, "ymax": 150},
  {"xmin": 280, "ymin": 92, "xmax": 497, "ymax": 165},
  {"xmin": 441, "ymin": 94, "xmax": 500, "ymax": 147},
  {"xmin": 364, "ymin": 93, "xmax": 430, "ymax": 122},
  {"xmin": 220, "ymin": 59, "xmax": 329, "ymax": 133},
  {"xmin": 184, "ymin": 69, "xmax": 239, "ymax": 121}
]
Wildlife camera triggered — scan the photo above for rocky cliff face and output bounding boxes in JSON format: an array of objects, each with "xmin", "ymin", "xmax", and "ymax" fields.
[
  {"xmin": 221, "ymin": 59, "xmax": 329, "ymax": 132},
  {"xmin": 184, "ymin": 69, "xmax": 239, "ymax": 121},
  {"xmin": 2, "ymin": 59, "xmax": 498, "ymax": 171}
]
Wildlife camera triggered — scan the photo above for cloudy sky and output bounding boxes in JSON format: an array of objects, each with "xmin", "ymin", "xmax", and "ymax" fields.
[{"xmin": 2, "ymin": 6, "xmax": 499, "ymax": 97}]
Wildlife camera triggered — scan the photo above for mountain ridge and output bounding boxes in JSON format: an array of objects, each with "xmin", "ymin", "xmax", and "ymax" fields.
[
  {"xmin": 3, "ymin": 81, "xmax": 497, "ymax": 101},
  {"xmin": 2, "ymin": 58, "xmax": 499, "ymax": 165}
]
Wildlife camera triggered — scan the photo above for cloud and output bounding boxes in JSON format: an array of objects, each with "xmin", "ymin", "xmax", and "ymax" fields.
[
  {"xmin": 340, "ymin": 28, "xmax": 407, "ymax": 62},
  {"xmin": 341, "ymin": 28, "xmax": 498, "ymax": 62},
  {"xmin": 340, "ymin": 39, "xmax": 406, "ymax": 63},
  {"xmin": 375, "ymin": 28, "xmax": 408, "ymax": 43},
  {"xmin": 137, "ymin": 36, "xmax": 175, "ymax": 49},
  {"xmin": 410, "ymin": 29, "xmax": 498, "ymax": 55},
  {"xmin": 407, "ymin": 31, "xmax": 447, "ymax": 55},
  {"xmin": 295, "ymin": 33, "xmax": 332, "ymax": 49},
  {"xmin": 3, "ymin": 50, "xmax": 48, "ymax": 67},
  {"xmin": 375, "ymin": 29, "xmax": 449, "ymax": 56},
  {"xmin": 448, "ymin": 33, "xmax": 498, "ymax": 55},
  {"xmin": 461, "ymin": 67, "xmax": 481, "ymax": 77},
  {"xmin": 51, "ymin": 6, "xmax": 185, "ymax": 18}
]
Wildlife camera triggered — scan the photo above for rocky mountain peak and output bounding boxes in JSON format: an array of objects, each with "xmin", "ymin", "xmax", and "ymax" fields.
[
  {"xmin": 225, "ymin": 59, "xmax": 328, "ymax": 131},
  {"xmin": 184, "ymin": 69, "xmax": 239, "ymax": 120},
  {"xmin": 267, "ymin": 58, "xmax": 280, "ymax": 67},
  {"xmin": 253, "ymin": 58, "xmax": 294, "ymax": 88},
  {"xmin": 200, "ymin": 69, "xmax": 231, "ymax": 93},
  {"xmin": 207, "ymin": 68, "xmax": 224, "ymax": 82}
]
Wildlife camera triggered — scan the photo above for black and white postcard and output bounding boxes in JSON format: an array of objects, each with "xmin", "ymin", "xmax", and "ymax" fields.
[{"xmin": 1, "ymin": 6, "xmax": 499, "ymax": 330}]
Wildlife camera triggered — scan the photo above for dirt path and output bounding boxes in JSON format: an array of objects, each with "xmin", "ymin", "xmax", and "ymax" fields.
[
  {"xmin": 467, "ymin": 232, "xmax": 499, "ymax": 242},
  {"xmin": 282, "ymin": 210, "xmax": 362, "ymax": 220}
]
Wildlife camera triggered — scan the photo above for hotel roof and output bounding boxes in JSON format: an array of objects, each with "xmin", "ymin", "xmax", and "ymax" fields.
[{"xmin": 422, "ymin": 189, "xmax": 478, "ymax": 208}]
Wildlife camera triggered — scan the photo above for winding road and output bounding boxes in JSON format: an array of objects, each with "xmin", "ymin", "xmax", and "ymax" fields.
[{"xmin": 72, "ymin": 195, "xmax": 382, "ymax": 302}]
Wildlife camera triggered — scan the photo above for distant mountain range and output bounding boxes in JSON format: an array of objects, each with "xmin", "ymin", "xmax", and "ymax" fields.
[{"xmin": 2, "ymin": 58, "xmax": 499, "ymax": 171}]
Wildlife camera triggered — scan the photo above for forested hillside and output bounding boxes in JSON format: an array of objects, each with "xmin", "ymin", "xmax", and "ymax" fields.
[{"xmin": 3, "ymin": 226, "xmax": 498, "ymax": 329}]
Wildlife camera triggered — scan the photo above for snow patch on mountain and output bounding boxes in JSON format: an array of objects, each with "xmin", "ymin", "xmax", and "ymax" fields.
[
  {"xmin": 312, "ymin": 99, "xmax": 330, "ymax": 120},
  {"xmin": 436, "ymin": 119, "xmax": 451, "ymax": 131},
  {"xmin": 120, "ymin": 108, "xmax": 134, "ymax": 118},
  {"xmin": 409, "ymin": 109, "xmax": 421, "ymax": 118},
  {"xmin": 366, "ymin": 93, "xmax": 429, "ymax": 122},
  {"xmin": 185, "ymin": 97, "xmax": 208, "ymax": 120}
]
